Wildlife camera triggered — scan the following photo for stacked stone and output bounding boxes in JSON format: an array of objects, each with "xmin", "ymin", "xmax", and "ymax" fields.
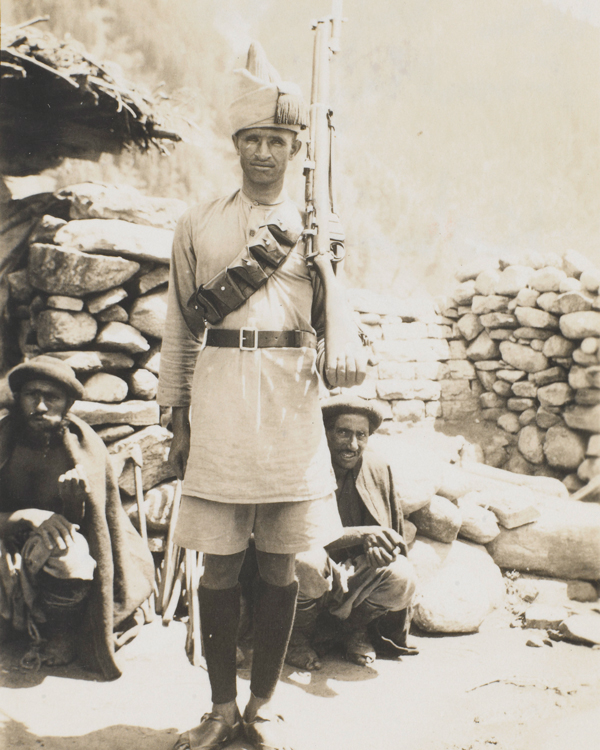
[
  {"xmin": 447, "ymin": 250, "xmax": 600, "ymax": 487},
  {"xmin": 5, "ymin": 182, "xmax": 188, "ymax": 550},
  {"xmin": 348, "ymin": 289, "xmax": 481, "ymax": 428}
]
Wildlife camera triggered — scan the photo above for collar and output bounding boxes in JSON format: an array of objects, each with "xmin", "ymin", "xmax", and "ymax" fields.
[{"xmin": 239, "ymin": 188, "xmax": 289, "ymax": 207}]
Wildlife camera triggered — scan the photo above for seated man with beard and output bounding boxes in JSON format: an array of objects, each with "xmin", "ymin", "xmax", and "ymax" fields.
[
  {"xmin": 0, "ymin": 356, "xmax": 154, "ymax": 679},
  {"xmin": 286, "ymin": 395, "xmax": 418, "ymax": 670}
]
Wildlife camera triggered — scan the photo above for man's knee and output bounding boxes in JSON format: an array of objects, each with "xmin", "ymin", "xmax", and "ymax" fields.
[
  {"xmin": 255, "ymin": 550, "xmax": 296, "ymax": 587},
  {"xmin": 202, "ymin": 551, "xmax": 246, "ymax": 589},
  {"xmin": 368, "ymin": 555, "xmax": 416, "ymax": 612},
  {"xmin": 294, "ymin": 548, "xmax": 331, "ymax": 599}
]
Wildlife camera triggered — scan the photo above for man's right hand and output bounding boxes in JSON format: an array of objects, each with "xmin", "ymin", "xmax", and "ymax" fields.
[
  {"xmin": 362, "ymin": 527, "xmax": 405, "ymax": 569},
  {"xmin": 6, "ymin": 509, "xmax": 79, "ymax": 552},
  {"xmin": 169, "ymin": 406, "xmax": 191, "ymax": 480}
]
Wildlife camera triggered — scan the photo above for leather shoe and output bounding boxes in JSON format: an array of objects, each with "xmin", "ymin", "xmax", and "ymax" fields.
[
  {"xmin": 243, "ymin": 708, "xmax": 294, "ymax": 750},
  {"xmin": 172, "ymin": 711, "xmax": 242, "ymax": 750}
]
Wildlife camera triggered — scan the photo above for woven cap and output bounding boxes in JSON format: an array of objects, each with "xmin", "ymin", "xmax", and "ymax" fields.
[
  {"xmin": 8, "ymin": 355, "xmax": 84, "ymax": 399},
  {"xmin": 321, "ymin": 394, "xmax": 384, "ymax": 433}
]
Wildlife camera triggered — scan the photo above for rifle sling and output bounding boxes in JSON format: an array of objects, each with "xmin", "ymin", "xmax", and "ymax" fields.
[{"xmin": 190, "ymin": 222, "xmax": 301, "ymax": 326}]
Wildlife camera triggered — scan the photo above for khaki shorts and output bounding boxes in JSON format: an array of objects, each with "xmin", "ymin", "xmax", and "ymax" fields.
[{"xmin": 173, "ymin": 494, "xmax": 343, "ymax": 555}]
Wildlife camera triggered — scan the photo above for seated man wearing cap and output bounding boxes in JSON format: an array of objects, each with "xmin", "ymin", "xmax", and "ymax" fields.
[
  {"xmin": 0, "ymin": 355, "xmax": 154, "ymax": 679},
  {"xmin": 286, "ymin": 395, "xmax": 418, "ymax": 671}
]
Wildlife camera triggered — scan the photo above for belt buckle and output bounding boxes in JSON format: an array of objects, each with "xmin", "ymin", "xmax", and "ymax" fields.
[{"xmin": 240, "ymin": 327, "xmax": 258, "ymax": 350}]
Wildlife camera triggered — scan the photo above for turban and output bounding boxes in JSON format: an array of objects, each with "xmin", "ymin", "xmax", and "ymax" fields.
[{"xmin": 229, "ymin": 42, "xmax": 309, "ymax": 135}]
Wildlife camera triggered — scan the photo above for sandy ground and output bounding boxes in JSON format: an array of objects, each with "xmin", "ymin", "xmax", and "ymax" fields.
[{"xmin": 1, "ymin": 606, "xmax": 599, "ymax": 750}]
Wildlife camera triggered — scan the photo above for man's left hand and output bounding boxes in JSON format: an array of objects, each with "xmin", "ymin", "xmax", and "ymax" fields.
[{"xmin": 58, "ymin": 465, "xmax": 89, "ymax": 504}]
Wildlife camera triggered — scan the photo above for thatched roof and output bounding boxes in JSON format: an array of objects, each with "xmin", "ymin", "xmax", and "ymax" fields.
[{"xmin": 0, "ymin": 18, "xmax": 184, "ymax": 176}]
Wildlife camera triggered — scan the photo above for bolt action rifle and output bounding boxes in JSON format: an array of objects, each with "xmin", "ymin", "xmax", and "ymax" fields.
[{"xmin": 304, "ymin": 0, "xmax": 367, "ymax": 388}]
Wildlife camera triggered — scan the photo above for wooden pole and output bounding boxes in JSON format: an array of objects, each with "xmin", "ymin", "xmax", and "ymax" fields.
[{"xmin": 157, "ymin": 479, "xmax": 183, "ymax": 614}]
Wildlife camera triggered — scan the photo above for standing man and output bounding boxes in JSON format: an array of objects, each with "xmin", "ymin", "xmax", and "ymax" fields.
[
  {"xmin": 286, "ymin": 395, "xmax": 417, "ymax": 672},
  {"xmin": 158, "ymin": 43, "xmax": 366, "ymax": 750}
]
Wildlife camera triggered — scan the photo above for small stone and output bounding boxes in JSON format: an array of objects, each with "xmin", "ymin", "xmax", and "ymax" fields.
[
  {"xmin": 563, "ymin": 473, "xmax": 585, "ymax": 492},
  {"xmin": 586, "ymin": 366, "xmax": 600, "ymax": 388},
  {"xmin": 477, "ymin": 370, "xmax": 497, "ymax": 389},
  {"xmin": 94, "ymin": 424, "xmax": 135, "ymax": 443},
  {"xmin": 488, "ymin": 329, "xmax": 514, "ymax": 340},
  {"xmin": 563, "ymin": 405, "xmax": 600, "ymax": 432},
  {"xmin": 457, "ymin": 495, "xmax": 501, "ymax": 544},
  {"xmin": 36, "ymin": 310, "xmax": 97, "ymax": 350},
  {"xmin": 555, "ymin": 291, "xmax": 593, "ymax": 314},
  {"xmin": 492, "ymin": 380, "xmax": 512, "ymax": 397},
  {"xmin": 482, "ymin": 407, "xmax": 507, "ymax": 422},
  {"xmin": 573, "ymin": 348, "xmax": 599, "ymax": 365},
  {"xmin": 480, "ymin": 391, "xmax": 505, "ymax": 409},
  {"xmin": 559, "ymin": 614, "xmax": 600, "ymax": 646},
  {"xmin": 474, "ymin": 269, "xmax": 501, "ymax": 295},
  {"xmin": 519, "ymin": 408, "xmax": 537, "ymax": 426},
  {"xmin": 498, "ymin": 412, "xmax": 521, "ymax": 433},
  {"xmin": 506, "ymin": 450, "xmax": 535, "ymax": 475},
  {"xmin": 526, "ymin": 634, "xmax": 545, "ymax": 648},
  {"xmin": 542, "ymin": 335, "xmax": 575, "ymax": 359},
  {"xmin": 471, "ymin": 295, "xmax": 510, "ymax": 314},
  {"xmin": 530, "ymin": 339, "xmax": 545, "ymax": 352},
  {"xmin": 136, "ymin": 266, "xmax": 171, "ymax": 295},
  {"xmin": 567, "ymin": 581, "xmax": 598, "ymax": 603},
  {"xmin": 529, "ymin": 267, "xmax": 566, "ymax": 293},
  {"xmin": 466, "ymin": 331, "xmax": 500, "ymax": 361},
  {"xmin": 71, "ymin": 399, "xmax": 160, "ymax": 426},
  {"xmin": 587, "ymin": 434, "xmax": 600, "ymax": 456},
  {"xmin": 580, "ymin": 337, "xmax": 599, "ymax": 354},
  {"xmin": 139, "ymin": 345, "xmax": 161, "ymax": 375},
  {"xmin": 409, "ymin": 495, "xmax": 462, "ymax": 544},
  {"xmin": 577, "ymin": 457, "xmax": 600, "ymax": 482},
  {"xmin": 518, "ymin": 425, "xmax": 545, "ymax": 464},
  {"xmin": 494, "ymin": 266, "xmax": 535, "ymax": 296},
  {"xmin": 513, "ymin": 327, "xmax": 554, "ymax": 341},
  {"xmin": 129, "ymin": 369, "xmax": 159, "ymax": 400},
  {"xmin": 536, "ymin": 407, "xmax": 563, "ymax": 429},
  {"xmin": 579, "ymin": 269, "xmax": 600, "ymax": 293},
  {"xmin": 559, "ymin": 277, "xmax": 582, "ymax": 293},
  {"xmin": 46, "ymin": 295, "xmax": 84, "ymax": 312},
  {"xmin": 454, "ymin": 280, "xmax": 477, "ymax": 305},
  {"xmin": 82, "ymin": 373, "xmax": 128, "ymax": 403},
  {"xmin": 479, "ymin": 312, "xmax": 518, "ymax": 329},
  {"xmin": 524, "ymin": 605, "xmax": 569, "ymax": 630},
  {"xmin": 575, "ymin": 389, "xmax": 600, "ymax": 406},
  {"xmin": 128, "ymin": 289, "xmax": 168, "ymax": 339},
  {"xmin": 562, "ymin": 250, "xmax": 595, "ymax": 278},
  {"xmin": 86, "ymin": 287, "xmax": 128, "ymax": 315},
  {"xmin": 537, "ymin": 382, "xmax": 573, "ymax": 407},
  {"xmin": 30, "ymin": 214, "xmax": 67, "ymax": 243},
  {"xmin": 508, "ymin": 398, "xmax": 535, "ymax": 412},
  {"xmin": 391, "ymin": 400, "xmax": 426, "ymax": 422},
  {"xmin": 474, "ymin": 360, "xmax": 503, "ymax": 371},
  {"xmin": 569, "ymin": 366, "xmax": 592, "ymax": 390},
  {"xmin": 535, "ymin": 292, "xmax": 561, "ymax": 313},
  {"xmin": 97, "ymin": 304, "xmax": 129, "ymax": 323},
  {"xmin": 511, "ymin": 381, "xmax": 537, "ymax": 398},
  {"xmin": 496, "ymin": 369, "xmax": 526, "ymax": 383},
  {"xmin": 500, "ymin": 341, "xmax": 549, "ymax": 373},
  {"xmin": 457, "ymin": 313, "xmax": 484, "ymax": 341},
  {"xmin": 96, "ymin": 322, "xmax": 150, "ymax": 354},
  {"xmin": 560, "ymin": 311, "xmax": 600, "ymax": 339},
  {"xmin": 515, "ymin": 307, "xmax": 559, "ymax": 330},
  {"xmin": 515, "ymin": 288, "xmax": 540, "ymax": 307}
]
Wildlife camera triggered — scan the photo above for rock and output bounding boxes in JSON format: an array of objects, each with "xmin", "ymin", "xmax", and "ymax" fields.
[
  {"xmin": 94, "ymin": 424, "xmax": 135, "ymax": 443},
  {"xmin": 128, "ymin": 289, "xmax": 168, "ymax": 339},
  {"xmin": 499, "ymin": 341, "xmax": 548, "ymax": 373},
  {"xmin": 382, "ymin": 322, "xmax": 428, "ymax": 340},
  {"xmin": 543, "ymin": 333, "xmax": 576, "ymax": 358},
  {"xmin": 46, "ymin": 351, "xmax": 103, "ymax": 374},
  {"xmin": 139, "ymin": 346, "xmax": 161, "ymax": 375},
  {"xmin": 569, "ymin": 366, "xmax": 592, "ymax": 390},
  {"xmin": 409, "ymin": 538, "xmax": 504, "ymax": 634},
  {"xmin": 448, "ymin": 340, "xmax": 468, "ymax": 359},
  {"xmin": 457, "ymin": 494, "xmax": 501, "ymax": 543},
  {"xmin": 480, "ymin": 392, "xmax": 505, "ymax": 409},
  {"xmin": 535, "ymin": 292, "xmax": 561, "ymax": 313},
  {"xmin": 580, "ymin": 337, "xmax": 599, "ymax": 354},
  {"xmin": 537, "ymin": 382, "xmax": 574, "ymax": 407},
  {"xmin": 564, "ymin": 405, "xmax": 600, "ymax": 432},
  {"xmin": 445, "ymin": 361, "xmax": 477, "ymax": 379},
  {"xmin": 129, "ymin": 369, "xmax": 158, "ymax": 400},
  {"xmin": 28, "ymin": 243, "xmax": 140, "ymax": 297},
  {"xmin": 573, "ymin": 348, "xmax": 599, "ymax": 366},
  {"xmin": 585, "ymin": 365, "xmax": 600, "ymax": 388},
  {"xmin": 391, "ymin": 400, "xmax": 425, "ymax": 421},
  {"xmin": 109, "ymin": 425, "xmax": 173, "ymax": 494},
  {"xmin": 559, "ymin": 614, "xmax": 600, "ymax": 646},
  {"xmin": 524, "ymin": 605, "xmax": 569, "ymax": 629},
  {"xmin": 136, "ymin": 266, "xmax": 170, "ymax": 295},
  {"xmin": 579, "ymin": 269, "xmax": 600, "ymax": 293},
  {"xmin": 511, "ymin": 381, "xmax": 537, "ymax": 398},
  {"xmin": 506, "ymin": 450, "xmax": 535, "ymax": 475},
  {"xmin": 525, "ymin": 634, "xmax": 545, "ymax": 647},
  {"xmin": 513, "ymin": 327, "xmax": 554, "ymax": 341},
  {"xmin": 372, "ymin": 339, "xmax": 450, "ymax": 362},
  {"xmin": 486, "ymin": 497, "xmax": 600, "ymax": 580},
  {"xmin": 514, "ymin": 307, "xmax": 559, "ymax": 330},
  {"xmin": 577, "ymin": 458, "xmax": 600, "ymax": 482},
  {"xmin": 587, "ymin": 434, "xmax": 600, "ymax": 456},
  {"xmin": 531, "ymin": 368, "xmax": 568, "ymax": 388},
  {"xmin": 36, "ymin": 310, "xmax": 97, "ymax": 350},
  {"xmin": 474, "ymin": 270, "xmax": 501, "ymax": 295},
  {"xmin": 410, "ymin": 495, "xmax": 462, "ymax": 543},
  {"xmin": 529, "ymin": 266, "xmax": 566, "ymax": 292},
  {"xmin": 542, "ymin": 425, "xmax": 586, "ymax": 469},
  {"xmin": 555, "ymin": 291, "xmax": 593, "ymax": 314},
  {"xmin": 97, "ymin": 304, "xmax": 129, "ymax": 323},
  {"xmin": 457, "ymin": 313, "xmax": 483, "ymax": 341},
  {"xmin": 128, "ymin": 479, "xmax": 179, "ymax": 532},
  {"xmin": 559, "ymin": 277, "xmax": 582, "ymax": 293},
  {"xmin": 453, "ymin": 280, "xmax": 477, "ymax": 305},
  {"xmin": 54, "ymin": 219, "xmax": 174, "ymax": 265},
  {"xmin": 82, "ymin": 373, "xmax": 128, "ymax": 403},
  {"xmin": 30, "ymin": 214, "xmax": 67, "ymax": 243},
  {"xmin": 455, "ymin": 260, "xmax": 498, "ymax": 283},
  {"xmin": 562, "ymin": 249, "xmax": 595, "ymax": 278},
  {"xmin": 46, "ymin": 295, "xmax": 84, "ymax": 312},
  {"xmin": 519, "ymin": 408, "xmax": 537, "ymax": 426},
  {"xmin": 496, "ymin": 369, "xmax": 526, "ymax": 383},
  {"xmin": 71, "ymin": 399, "xmax": 159, "ymax": 426},
  {"xmin": 567, "ymin": 581, "xmax": 598, "ymax": 602},
  {"xmin": 514, "ymin": 578, "xmax": 539, "ymax": 603},
  {"xmin": 488, "ymin": 329, "xmax": 514, "ymax": 341},
  {"xmin": 515, "ymin": 288, "xmax": 540, "ymax": 307},
  {"xmin": 439, "ymin": 380, "xmax": 473, "ymax": 400},
  {"xmin": 471, "ymin": 295, "xmax": 509, "ymax": 314},
  {"xmin": 492, "ymin": 380, "xmax": 512, "ymax": 397},
  {"xmin": 86, "ymin": 287, "xmax": 128, "ymax": 315},
  {"xmin": 563, "ymin": 473, "xmax": 585, "ymax": 492},
  {"xmin": 518, "ymin": 425, "xmax": 545, "ymax": 464},
  {"xmin": 494, "ymin": 266, "xmax": 535, "ymax": 296},
  {"xmin": 507, "ymin": 397, "xmax": 536, "ymax": 412},
  {"xmin": 8, "ymin": 269, "xmax": 34, "ymax": 303},
  {"xmin": 498, "ymin": 412, "xmax": 521, "ymax": 433},
  {"xmin": 574, "ymin": 389, "xmax": 600, "ymax": 406},
  {"xmin": 560, "ymin": 311, "xmax": 600, "ymax": 339},
  {"xmin": 529, "ymin": 339, "xmax": 545, "ymax": 352},
  {"xmin": 58, "ymin": 182, "xmax": 187, "ymax": 230},
  {"xmin": 377, "ymin": 379, "xmax": 441, "ymax": 401},
  {"xmin": 479, "ymin": 312, "xmax": 518, "ymax": 329},
  {"xmin": 96, "ymin": 322, "xmax": 150, "ymax": 354},
  {"xmin": 466, "ymin": 331, "xmax": 500, "ymax": 361},
  {"xmin": 474, "ymin": 360, "xmax": 504, "ymax": 371}
]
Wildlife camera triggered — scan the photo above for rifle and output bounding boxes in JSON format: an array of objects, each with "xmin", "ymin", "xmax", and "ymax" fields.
[{"xmin": 304, "ymin": 0, "xmax": 367, "ymax": 388}]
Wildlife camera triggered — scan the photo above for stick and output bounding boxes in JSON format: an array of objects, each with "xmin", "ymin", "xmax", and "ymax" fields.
[
  {"xmin": 185, "ymin": 549, "xmax": 203, "ymax": 667},
  {"xmin": 162, "ymin": 561, "xmax": 185, "ymax": 626},
  {"xmin": 130, "ymin": 444, "xmax": 148, "ymax": 545},
  {"xmin": 157, "ymin": 479, "xmax": 183, "ymax": 614}
]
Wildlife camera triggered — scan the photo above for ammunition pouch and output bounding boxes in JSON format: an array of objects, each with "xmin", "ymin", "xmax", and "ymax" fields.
[{"xmin": 190, "ymin": 223, "xmax": 301, "ymax": 325}]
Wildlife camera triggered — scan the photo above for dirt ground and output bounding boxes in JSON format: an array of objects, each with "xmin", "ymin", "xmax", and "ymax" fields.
[{"xmin": 1, "ymin": 602, "xmax": 599, "ymax": 750}]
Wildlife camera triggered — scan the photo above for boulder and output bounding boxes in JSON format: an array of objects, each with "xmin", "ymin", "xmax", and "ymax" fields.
[
  {"xmin": 518, "ymin": 425, "xmax": 545, "ymax": 464},
  {"xmin": 486, "ymin": 497, "xmax": 600, "ymax": 580},
  {"xmin": 109, "ymin": 425, "xmax": 174, "ymax": 494},
  {"xmin": 96, "ymin": 322, "xmax": 150, "ymax": 354},
  {"xmin": 529, "ymin": 267, "xmax": 566, "ymax": 292},
  {"xmin": 46, "ymin": 295, "xmax": 84, "ymax": 312},
  {"xmin": 409, "ymin": 537, "xmax": 504, "ymax": 634},
  {"xmin": 514, "ymin": 288, "xmax": 540, "ymax": 307},
  {"xmin": 453, "ymin": 280, "xmax": 477, "ymax": 305},
  {"xmin": 54, "ymin": 219, "xmax": 173, "ymax": 264},
  {"xmin": 71, "ymin": 399, "xmax": 159, "ymax": 426},
  {"xmin": 530, "ymin": 366, "xmax": 568, "ymax": 386},
  {"xmin": 579, "ymin": 269, "xmax": 600, "ymax": 293},
  {"xmin": 82, "ymin": 373, "xmax": 128, "ymax": 403},
  {"xmin": 559, "ymin": 614, "xmax": 600, "ymax": 646},
  {"xmin": 139, "ymin": 346, "xmax": 161, "ymax": 375},
  {"xmin": 519, "ymin": 408, "xmax": 537, "ymax": 426},
  {"xmin": 513, "ymin": 327, "xmax": 553, "ymax": 341},
  {"xmin": 492, "ymin": 380, "xmax": 512, "ymax": 397},
  {"xmin": 543, "ymin": 425, "xmax": 586, "ymax": 469},
  {"xmin": 474, "ymin": 270, "xmax": 500, "ymax": 295},
  {"xmin": 499, "ymin": 341, "xmax": 548, "ymax": 373},
  {"xmin": 136, "ymin": 266, "xmax": 170, "ymax": 295},
  {"xmin": 457, "ymin": 494, "xmax": 501, "ymax": 544},
  {"xmin": 567, "ymin": 581, "xmax": 598, "ymax": 602},
  {"xmin": 507, "ymin": 397, "xmax": 535, "ymax": 412},
  {"xmin": 555, "ymin": 291, "xmax": 593, "ymax": 314},
  {"xmin": 97, "ymin": 304, "xmax": 129, "ymax": 323},
  {"xmin": 128, "ymin": 289, "xmax": 168, "ymax": 339},
  {"xmin": 410, "ymin": 495, "xmax": 462, "ymax": 543},
  {"xmin": 562, "ymin": 249, "xmax": 595, "ymax": 278},
  {"xmin": 563, "ymin": 404, "xmax": 600, "ymax": 432},
  {"xmin": 535, "ymin": 292, "xmax": 561, "ymax": 314},
  {"xmin": 560, "ymin": 311, "xmax": 600, "ymax": 340},
  {"xmin": 496, "ymin": 369, "xmax": 526, "ymax": 383},
  {"xmin": 559, "ymin": 277, "xmax": 582, "ymax": 293},
  {"xmin": 457, "ymin": 313, "xmax": 483, "ymax": 341},
  {"xmin": 514, "ymin": 307, "xmax": 559, "ymax": 330},
  {"xmin": 511, "ymin": 381, "xmax": 537, "ymax": 398},
  {"xmin": 479, "ymin": 312, "xmax": 518, "ymax": 329},
  {"xmin": 86, "ymin": 287, "xmax": 128, "ymax": 315},
  {"xmin": 28, "ymin": 243, "xmax": 139, "ymax": 297},
  {"xmin": 466, "ymin": 331, "xmax": 500, "ymax": 361},
  {"xmin": 94, "ymin": 424, "xmax": 135, "ymax": 444},
  {"xmin": 498, "ymin": 412, "xmax": 521, "ymax": 433},
  {"xmin": 537, "ymin": 382, "xmax": 574, "ymax": 407},
  {"xmin": 569, "ymin": 366, "xmax": 593, "ymax": 390},
  {"xmin": 129, "ymin": 369, "xmax": 159, "ymax": 400},
  {"xmin": 471, "ymin": 295, "xmax": 509, "ymax": 314},
  {"xmin": 494, "ymin": 266, "xmax": 535, "ymax": 296},
  {"xmin": 58, "ymin": 182, "xmax": 187, "ymax": 230},
  {"xmin": 48, "ymin": 350, "xmax": 135, "ymax": 372},
  {"xmin": 36, "ymin": 310, "xmax": 97, "ymax": 350},
  {"xmin": 127, "ymin": 479, "xmax": 179, "ymax": 532}
]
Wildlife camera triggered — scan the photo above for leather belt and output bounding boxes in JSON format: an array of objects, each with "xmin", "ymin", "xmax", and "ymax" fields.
[{"xmin": 204, "ymin": 328, "xmax": 317, "ymax": 351}]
